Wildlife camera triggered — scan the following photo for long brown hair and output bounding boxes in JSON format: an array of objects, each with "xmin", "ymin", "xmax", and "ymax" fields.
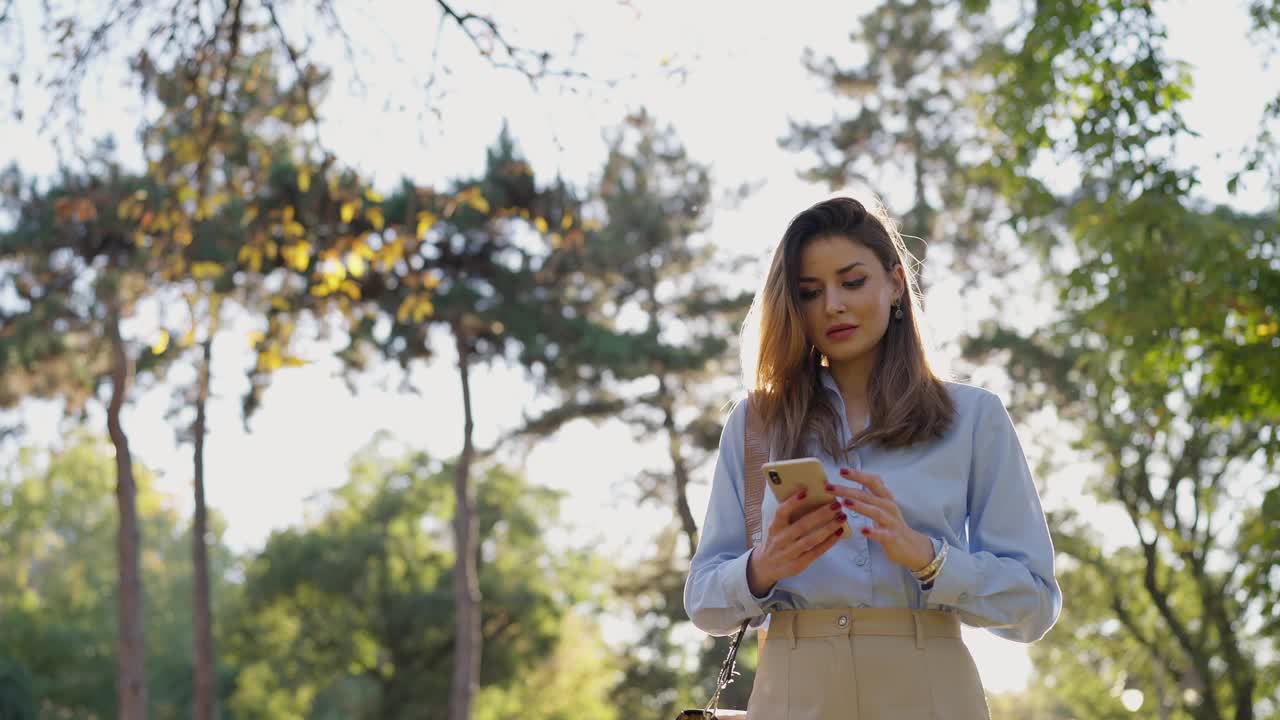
[{"xmin": 742, "ymin": 196, "xmax": 955, "ymax": 460}]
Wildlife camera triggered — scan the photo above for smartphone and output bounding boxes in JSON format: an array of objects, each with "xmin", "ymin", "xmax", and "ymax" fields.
[{"xmin": 762, "ymin": 457, "xmax": 850, "ymax": 534}]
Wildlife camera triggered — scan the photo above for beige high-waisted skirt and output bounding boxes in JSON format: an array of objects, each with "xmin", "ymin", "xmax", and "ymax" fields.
[{"xmin": 746, "ymin": 608, "xmax": 990, "ymax": 720}]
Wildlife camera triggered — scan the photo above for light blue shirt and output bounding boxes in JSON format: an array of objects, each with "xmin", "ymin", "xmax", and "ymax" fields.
[{"xmin": 683, "ymin": 369, "xmax": 1062, "ymax": 643}]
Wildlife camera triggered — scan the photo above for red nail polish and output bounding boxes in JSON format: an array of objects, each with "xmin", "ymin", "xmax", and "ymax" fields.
[
  {"xmin": 829, "ymin": 500, "xmax": 841, "ymax": 510},
  {"xmin": 842, "ymin": 498, "xmax": 855, "ymax": 507},
  {"xmin": 839, "ymin": 468, "xmax": 849, "ymax": 476},
  {"xmin": 835, "ymin": 527, "xmax": 845, "ymax": 536},
  {"xmin": 860, "ymin": 528, "xmax": 871, "ymax": 536},
  {"xmin": 798, "ymin": 489, "xmax": 808, "ymax": 500},
  {"xmin": 824, "ymin": 483, "xmax": 834, "ymax": 492}
]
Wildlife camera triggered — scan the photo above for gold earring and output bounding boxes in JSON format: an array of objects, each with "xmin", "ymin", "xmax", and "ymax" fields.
[{"xmin": 893, "ymin": 301, "xmax": 903, "ymax": 320}]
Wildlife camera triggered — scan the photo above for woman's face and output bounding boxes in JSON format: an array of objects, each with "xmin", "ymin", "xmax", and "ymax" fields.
[{"xmin": 797, "ymin": 235, "xmax": 904, "ymax": 366}]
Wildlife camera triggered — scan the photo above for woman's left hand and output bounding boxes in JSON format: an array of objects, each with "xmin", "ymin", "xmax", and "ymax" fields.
[{"xmin": 825, "ymin": 468, "xmax": 935, "ymax": 573}]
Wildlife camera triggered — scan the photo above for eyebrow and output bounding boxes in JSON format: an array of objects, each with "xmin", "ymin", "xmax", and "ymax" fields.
[{"xmin": 798, "ymin": 262, "xmax": 865, "ymax": 282}]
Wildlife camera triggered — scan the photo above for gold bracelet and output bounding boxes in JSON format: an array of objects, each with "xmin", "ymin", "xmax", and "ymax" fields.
[
  {"xmin": 917, "ymin": 545, "xmax": 948, "ymax": 585},
  {"xmin": 911, "ymin": 538, "xmax": 945, "ymax": 579}
]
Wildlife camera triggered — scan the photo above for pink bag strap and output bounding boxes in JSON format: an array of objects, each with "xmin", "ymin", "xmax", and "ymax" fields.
[{"xmin": 743, "ymin": 392, "xmax": 767, "ymax": 550}]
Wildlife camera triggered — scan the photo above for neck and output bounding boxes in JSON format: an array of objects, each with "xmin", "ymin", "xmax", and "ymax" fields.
[{"xmin": 827, "ymin": 349, "xmax": 878, "ymax": 406}]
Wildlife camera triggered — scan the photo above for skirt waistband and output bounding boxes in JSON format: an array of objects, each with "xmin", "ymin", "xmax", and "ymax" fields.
[{"xmin": 768, "ymin": 608, "xmax": 961, "ymax": 640}]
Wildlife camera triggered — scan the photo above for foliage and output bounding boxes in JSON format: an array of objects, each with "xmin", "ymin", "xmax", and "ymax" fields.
[
  {"xmin": 0, "ymin": 433, "xmax": 240, "ymax": 718},
  {"xmin": 223, "ymin": 433, "xmax": 615, "ymax": 719}
]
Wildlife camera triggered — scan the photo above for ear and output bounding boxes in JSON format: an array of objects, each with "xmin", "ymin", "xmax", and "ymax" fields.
[{"xmin": 890, "ymin": 262, "xmax": 907, "ymax": 302}]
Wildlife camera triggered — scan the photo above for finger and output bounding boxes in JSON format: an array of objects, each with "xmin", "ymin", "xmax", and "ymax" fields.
[
  {"xmin": 795, "ymin": 526, "xmax": 844, "ymax": 565},
  {"xmin": 783, "ymin": 508, "xmax": 847, "ymax": 558},
  {"xmin": 859, "ymin": 524, "xmax": 892, "ymax": 544},
  {"xmin": 842, "ymin": 490, "xmax": 901, "ymax": 520},
  {"xmin": 769, "ymin": 487, "xmax": 811, "ymax": 530},
  {"xmin": 839, "ymin": 468, "xmax": 894, "ymax": 500},
  {"xmin": 778, "ymin": 500, "xmax": 844, "ymax": 548},
  {"xmin": 822, "ymin": 481, "xmax": 859, "ymax": 501},
  {"xmin": 845, "ymin": 498, "xmax": 895, "ymax": 527}
]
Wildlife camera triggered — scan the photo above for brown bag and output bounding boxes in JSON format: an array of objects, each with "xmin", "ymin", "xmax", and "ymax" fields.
[{"xmin": 676, "ymin": 395, "xmax": 768, "ymax": 719}]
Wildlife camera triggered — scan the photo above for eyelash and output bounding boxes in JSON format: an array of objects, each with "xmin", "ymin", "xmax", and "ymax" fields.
[{"xmin": 799, "ymin": 279, "xmax": 865, "ymax": 301}]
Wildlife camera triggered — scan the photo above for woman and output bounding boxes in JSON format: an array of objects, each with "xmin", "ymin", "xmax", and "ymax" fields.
[{"xmin": 683, "ymin": 196, "xmax": 1061, "ymax": 719}]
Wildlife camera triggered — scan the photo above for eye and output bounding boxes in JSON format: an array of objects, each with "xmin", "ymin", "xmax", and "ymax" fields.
[
  {"xmin": 799, "ymin": 289, "xmax": 819, "ymax": 301},
  {"xmin": 843, "ymin": 279, "xmax": 867, "ymax": 289}
]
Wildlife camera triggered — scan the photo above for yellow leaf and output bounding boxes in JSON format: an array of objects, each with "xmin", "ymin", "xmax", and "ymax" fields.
[
  {"xmin": 465, "ymin": 189, "xmax": 490, "ymax": 213},
  {"xmin": 298, "ymin": 169, "xmax": 311, "ymax": 192},
  {"xmin": 190, "ymin": 261, "xmax": 224, "ymax": 280},
  {"xmin": 378, "ymin": 238, "xmax": 405, "ymax": 269},
  {"xmin": 181, "ymin": 328, "xmax": 196, "ymax": 348},
  {"xmin": 247, "ymin": 331, "xmax": 265, "ymax": 348},
  {"xmin": 340, "ymin": 279, "xmax": 362, "ymax": 299},
  {"xmin": 151, "ymin": 330, "xmax": 170, "ymax": 355},
  {"xmin": 346, "ymin": 253, "xmax": 366, "ymax": 278},
  {"xmin": 340, "ymin": 201, "xmax": 357, "ymax": 224},
  {"xmin": 561, "ymin": 213, "xmax": 574, "ymax": 230},
  {"xmin": 311, "ymin": 284, "xmax": 332, "ymax": 297},
  {"xmin": 416, "ymin": 211, "xmax": 437, "ymax": 239},
  {"xmin": 239, "ymin": 245, "xmax": 263, "ymax": 273},
  {"xmin": 283, "ymin": 206, "xmax": 295, "ymax": 224},
  {"xmin": 271, "ymin": 296, "xmax": 290, "ymax": 311},
  {"xmin": 364, "ymin": 188, "xmax": 384, "ymax": 203},
  {"xmin": 174, "ymin": 226, "xmax": 194, "ymax": 246},
  {"xmin": 285, "ymin": 220, "xmax": 306, "ymax": 238},
  {"xmin": 282, "ymin": 241, "xmax": 311, "ymax": 271},
  {"xmin": 258, "ymin": 346, "xmax": 283, "ymax": 372},
  {"xmin": 534, "ymin": 217, "xmax": 549, "ymax": 233},
  {"xmin": 352, "ymin": 239, "xmax": 376, "ymax": 259},
  {"xmin": 412, "ymin": 297, "xmax": 435, "ymax": 322},
  {"xmin": 242, "ymin": 207, "xmax": 258, "ymax": 226},
  {"xmin": 366, "ymin": 207, "xmax": 385, "ymax": 231},
  {"xmin": 423, "ymin": 273, "xmax": 440, "ymax": 289},
  {"xmin": 282, "ymin": 356, "xmax": 308, "ymax": 368},
  {"xmin": 396, "ymin": 296, "xmax": 414, "ymax": 323},
  {"xmin": 550, "ymin": 232, "xmax": 563, "ymax": 248}
]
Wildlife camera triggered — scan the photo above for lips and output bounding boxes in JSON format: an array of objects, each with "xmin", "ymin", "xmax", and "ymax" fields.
[{"xmin": 825, "ymin": 323, "xmax": 857, "ymax": 338}]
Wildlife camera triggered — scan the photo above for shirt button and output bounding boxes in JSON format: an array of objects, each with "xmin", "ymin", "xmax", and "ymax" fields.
[
  {"xmin": 837, "ymin": 615, "xmax": 849, "ymax": 627},
  {"xmin": 855, "ymin": 554, "xmax": 868, "ymax": 566}
]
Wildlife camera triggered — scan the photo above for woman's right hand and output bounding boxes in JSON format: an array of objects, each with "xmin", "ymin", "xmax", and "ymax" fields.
[{"xmin": 746, "ymin": 489, "xmax": 847, "ymax": 597}]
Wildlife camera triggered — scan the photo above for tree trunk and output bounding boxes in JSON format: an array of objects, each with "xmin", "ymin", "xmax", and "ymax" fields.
[
  {"xmin": 192, "ymin": 335, "xmax": 216, "ymax": 720},
  {"xmin": 658, "ymin": 376, "xmax": 699, "ymax": 558},
  {"xmin": 107, "ymin": 306, "xmax": 147, "ymax": 719},
  {"xmin": 447, "ymin": 329, "xmax": 481, "ymax": 720}
]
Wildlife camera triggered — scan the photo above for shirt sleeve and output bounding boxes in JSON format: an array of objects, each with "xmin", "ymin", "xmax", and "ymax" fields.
[
  {"xmin": 922, "ymin": 390, "xmax": 1063, "ymax": 643},
  {"xmin": 683, "ymin": 397, "xmax": 790, "ymax": 636}
]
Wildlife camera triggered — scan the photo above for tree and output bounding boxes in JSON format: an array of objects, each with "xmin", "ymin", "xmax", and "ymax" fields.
[
  {"xmin": 956, "ymin": 2, "xmax": 1280, "ymax": 717},
  {"xmin": 782, "ymin": 0, "xmax": 1012, "ymax": 288},
  {"xmin": 224, "ymin": 433, "xmax": 616, "ymax": 719},
  {"xmin": 328, "ymin": 126, "xmax": 632, "ymax": 720},
  {"xmin": 0, "ymin": 431, "xmax": 239, "ymax": 718},
  {"xmin": 519, "ymin": 110, "xmax": 755, "ymax": 719},
  {"xmin": 0, "ymin": 155, "xmax": 170, "ymax": 719}
]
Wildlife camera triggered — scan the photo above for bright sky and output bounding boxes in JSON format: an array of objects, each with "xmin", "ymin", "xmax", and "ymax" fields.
[{"xmin": 3, "ymin": 0, "xmax": 1276, "ymax": 698}]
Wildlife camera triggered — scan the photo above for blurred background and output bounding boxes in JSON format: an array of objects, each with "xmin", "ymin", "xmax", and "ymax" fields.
[{"xmin": 0, "ymin": 1, "xmax": 1277, "ymax": 718}]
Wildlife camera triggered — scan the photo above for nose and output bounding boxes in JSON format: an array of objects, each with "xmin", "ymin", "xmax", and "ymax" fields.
[{"xmin": 825, "ymin": 287, "xmax": 846, "ymax": 315}]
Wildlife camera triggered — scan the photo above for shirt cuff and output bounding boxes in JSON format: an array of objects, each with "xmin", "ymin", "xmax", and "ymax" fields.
[
  {"xmin": 921, "ymin": 540, "xmax": 979, "ymax": 607},
  {"xmin": 729, "ymin": 547, "xmax": 781, "ymax": 617}
]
